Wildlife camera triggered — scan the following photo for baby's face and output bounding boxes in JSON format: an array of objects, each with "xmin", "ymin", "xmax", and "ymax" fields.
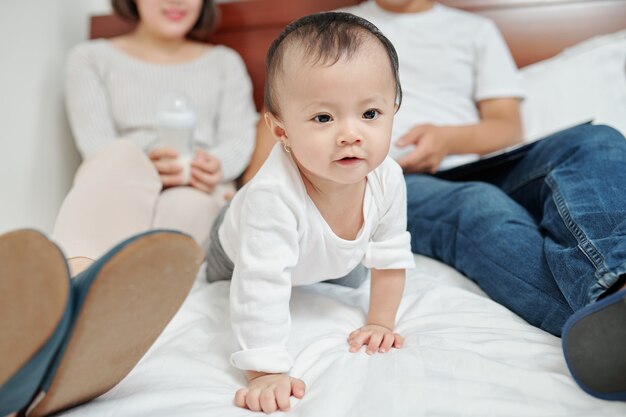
[{"xmin": 274, "ymin": 40, "xmax": 397, "ymax": 188}]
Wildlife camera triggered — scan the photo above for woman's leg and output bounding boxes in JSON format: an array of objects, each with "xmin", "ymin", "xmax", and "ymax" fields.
[
  {"xmin": 153, "ymin": 183, "xmax": 234, "ymax": 252},
  {"xmin": 0, "ymin": 231, "xmax": 70, "ymax": 417},
  {"xmin": 52, "ymin": 141, "xmax": 161, "ymax": 264},
  {"xmin": 26, "ymin": 231, "xmax": 204, "ymax": 417}
]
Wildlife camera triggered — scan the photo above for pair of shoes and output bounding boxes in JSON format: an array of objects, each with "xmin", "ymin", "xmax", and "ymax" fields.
[
  {"xmin": 562, "ymin": 289, "xmax": 626, "ymax": 401},
  {"xmin": 0, "ymin": 229, "xmax": 203, "ymax": 416}
]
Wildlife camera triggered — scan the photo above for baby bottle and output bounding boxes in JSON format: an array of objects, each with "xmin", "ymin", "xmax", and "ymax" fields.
[{"xmin": 155, "ymin": 93, "xmax": 196, "ymax": 184}]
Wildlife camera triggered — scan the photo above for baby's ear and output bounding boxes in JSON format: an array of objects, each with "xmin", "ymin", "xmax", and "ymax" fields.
[{"xmin": 264, "ymin": 112, "xmax": 288, "ymax": 141}]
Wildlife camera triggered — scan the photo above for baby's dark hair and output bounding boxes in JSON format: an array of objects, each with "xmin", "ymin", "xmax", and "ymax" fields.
[
  {"xmin": 111, "ymin": 0, "xmax": 219, "ymax": 40},
  {"xmin": 264, "ymin": 12, "xmax": 402, "ymax": 117}
]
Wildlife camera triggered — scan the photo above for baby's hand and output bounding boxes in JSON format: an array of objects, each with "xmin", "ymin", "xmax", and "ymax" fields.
[
  {"xmin": 235, "ymin": 372, "xmax": 306, "ymax": 414},
  {"xmin": 348, "ymin": 324, "xmax": 404, "ymax": 354}
]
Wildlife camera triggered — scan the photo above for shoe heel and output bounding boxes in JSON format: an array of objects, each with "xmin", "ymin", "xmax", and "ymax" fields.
[
  {"xmin": 562, "ymin": 289, "xmax": 626, "ymax": 401},
  {"xmin": 27, "ymin": 230, "xmax": 203, "ymax": 416},
  {"xmin": 0, "ymin": 230, "xmax": 71, "ymax": 416}
]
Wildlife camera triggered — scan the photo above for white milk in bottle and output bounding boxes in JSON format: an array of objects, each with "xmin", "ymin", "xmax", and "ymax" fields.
[{"xmin": 155, "ymin": 93, "xmax": 196, "ymax": 184}]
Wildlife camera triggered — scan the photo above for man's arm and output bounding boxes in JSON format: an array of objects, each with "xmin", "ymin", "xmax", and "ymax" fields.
[{"xmin": 396, "ymin": 97, "xmax": 523, "ymax": 173}]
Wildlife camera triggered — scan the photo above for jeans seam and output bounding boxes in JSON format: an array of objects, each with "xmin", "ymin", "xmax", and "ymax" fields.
[{"xmin": 544, "ymin": 174, "xmax": 610, "ymax": 283}]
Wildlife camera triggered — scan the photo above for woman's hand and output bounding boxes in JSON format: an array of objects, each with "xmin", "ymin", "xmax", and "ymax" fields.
[
  {"xmin": 190, "ymin": 149, "xmax": 222, "ymax": 194},
  {"xmin": 148, "ymin": 147, "xmax": 186, "ymax": 188},
  {"xmin": 235, "ymin": 372, "xmax": 306, "ymax": 414},
  {"xmin": 348, "ymin": 324, "xmax": 404, "ymax": 354}
]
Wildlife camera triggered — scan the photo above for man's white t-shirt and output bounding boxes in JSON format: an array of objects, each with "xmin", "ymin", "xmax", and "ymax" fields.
[
  {"xmin": 341, "ymin": 1, "xmax": 525, "ymax": 169},
  {"xmin": 219, "ymin": 144, "xmax": 415, "ymax": 372}
]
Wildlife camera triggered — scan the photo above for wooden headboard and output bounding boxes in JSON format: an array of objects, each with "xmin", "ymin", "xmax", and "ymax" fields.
[{"xmin": 91, "ymin": 0, "xmax": 626, "ymax": 110}]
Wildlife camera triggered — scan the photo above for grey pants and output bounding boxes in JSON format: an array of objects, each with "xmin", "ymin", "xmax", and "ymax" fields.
[
  {"xmin": 205, "ymin": 204, "xmax": 368, "ymax": 288},
  {"xmin": 205, "ymin": 204, "xmax": 235, "ymax": 283}
]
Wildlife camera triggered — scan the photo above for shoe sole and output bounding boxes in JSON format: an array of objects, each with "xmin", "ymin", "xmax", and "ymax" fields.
[
  {"xmin": 27, "ymin": 232, "xmax": 203, "ymax": 416},
  {"xmin": 0, "ymin": 231, "xmax": 69, "ymax": 406},
  {"xmin": 562, "ymin": 289, "xmax": 626, "ymax": 400}
]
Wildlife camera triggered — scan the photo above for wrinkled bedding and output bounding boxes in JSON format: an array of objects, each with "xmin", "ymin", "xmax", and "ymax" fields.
[{"xmin": 60, "ymin": 255, "xmax": 626, "ymax": 416}]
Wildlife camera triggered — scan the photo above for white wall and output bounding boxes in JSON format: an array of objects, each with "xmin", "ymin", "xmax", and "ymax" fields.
[{"xmin": 0, "ymin": 0, "xmax": 112, "ymax": 234}]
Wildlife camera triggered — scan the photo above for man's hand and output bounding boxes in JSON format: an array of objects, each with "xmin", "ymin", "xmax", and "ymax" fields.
[
  {"xmin": 348, "ymin": 324, "xmax": 404, "ymax": 354},
  {"xmin": 148, "ymin": 147, "xmax": 186, "ymax": 188},
  {"xmin": 190, "ymin": 149, "xmax": 222, "ymax": 194},
  {"xmin": 235, "ymin": 372, "xmax": 306, "ymax": 414},
  {"xmin": 395, "ymin": 124, "xmax": 451, "ymax": 174}
]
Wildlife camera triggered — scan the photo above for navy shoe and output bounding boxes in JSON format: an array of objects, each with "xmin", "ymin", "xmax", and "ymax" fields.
[
  {"xmin": 562, "ymin": 288, "xmax": 626, "ymax": 401},
  {"xmin": 0, "ymin": 230, "xmax": 72, "ymax": 417}
]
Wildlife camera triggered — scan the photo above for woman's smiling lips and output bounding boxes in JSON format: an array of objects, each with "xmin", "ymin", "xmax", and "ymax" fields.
[{"xmin": 163, "ymin": 9, "xmax": 187, "ymax": 21}]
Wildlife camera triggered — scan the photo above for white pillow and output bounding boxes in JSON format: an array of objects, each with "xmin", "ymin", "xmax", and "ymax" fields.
[{"xmin": 520, "ymin": 30, "xmax": 626, "ymax": 141}]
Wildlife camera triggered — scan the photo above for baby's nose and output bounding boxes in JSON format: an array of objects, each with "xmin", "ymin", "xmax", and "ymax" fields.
[{"xmin": 337, "ymin": 133, "xmax": 362, "ymax": 145}]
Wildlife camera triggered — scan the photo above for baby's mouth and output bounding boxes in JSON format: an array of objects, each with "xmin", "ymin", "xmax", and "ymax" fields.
[{"xmin": 336, "ymin": 156, "xmax": 363, "ymax": 164}]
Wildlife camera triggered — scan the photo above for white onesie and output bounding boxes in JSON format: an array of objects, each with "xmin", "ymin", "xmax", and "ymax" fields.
[{"xmin": 219, "ymin": 144, "xmax": 415, "ymax": 372}]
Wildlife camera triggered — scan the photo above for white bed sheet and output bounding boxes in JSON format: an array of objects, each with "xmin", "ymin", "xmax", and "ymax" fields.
[{"xmin": 59, "ymin": 255, "xmax": 626, "ymax": 417}]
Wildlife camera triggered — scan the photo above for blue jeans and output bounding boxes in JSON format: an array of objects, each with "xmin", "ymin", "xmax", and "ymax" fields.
[{"xmin": 405, "ymin": 124, "xmax": 626, "ymax": 336}]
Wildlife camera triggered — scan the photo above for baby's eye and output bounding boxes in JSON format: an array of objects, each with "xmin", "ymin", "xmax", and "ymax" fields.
[
  {"xmin": 313, "ymin": 114, "xmax": 333, "ymax": 123},
  {"xmin": 363, "ymin": 109, "xmax": 380, "ymax": 120}
]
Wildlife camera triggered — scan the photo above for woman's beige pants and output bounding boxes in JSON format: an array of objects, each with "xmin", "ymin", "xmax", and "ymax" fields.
[{"xmin": 53, "ymin": 140, "xmax": 231, "ymax": 260}]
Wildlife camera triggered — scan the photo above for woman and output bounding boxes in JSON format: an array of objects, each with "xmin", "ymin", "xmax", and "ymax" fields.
[
  {"xmin": 0, "ymin": 1, "xmax": 257, "ymax": 415},
  {"xmin": 56, "ymin": 0, "xmax": 257, "ymax": 274}
]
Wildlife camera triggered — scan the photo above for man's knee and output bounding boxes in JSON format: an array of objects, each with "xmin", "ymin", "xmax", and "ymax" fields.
[
  {"xmin": 405, "ymin": 174, "xmax": 471, "ymax": 207},
  {"xmin": 406, "ymin": 180, "xmax": 524, "ymax": 258},
  {"xmin": 580, "ymin": 124, "xmax": 626, "ymax": 151},
  {"xmin": 546, "ymin": 124, "xmax": 626, "ymax": 155},
  {"xmin": 452, "ymin": 182, "xmax": 521, "ymax": 224},
  {"xmin": 408, "ymin": 179, "xmax": 522, "ymax": 228}
]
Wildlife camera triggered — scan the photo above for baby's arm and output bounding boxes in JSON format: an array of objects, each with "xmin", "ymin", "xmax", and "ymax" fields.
[
  {"xmin": 235, "ymin": 371, "xmax": 305, "ymax": 413},
  {"xmin": 348, "ymin": 268, "xmax": 405, "ymax": 354},
  {"xmin": 227, "ymin": 184, "xmax": 306, "ymax": 413}
]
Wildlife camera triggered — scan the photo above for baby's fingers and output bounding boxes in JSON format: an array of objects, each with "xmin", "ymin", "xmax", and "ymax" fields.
[
  {"xmin": 245, "ymin": 389, "xmax": 262, "ymax": 412},
  {"xmin": 379, "ymin": 332, "xmax": 396, "ymax": 353},
  {"xmin": 259, "ymin": 390, "xmax": 278, "ymax": 414},
  {"xmin": 393, "ymin": 333, "xmax": 405, "ymax": 348},
  {"xmin": 348, "ymin": 329, "xmax": 360, "ymax": 340},
  {"xmin": 366, "ymin": 332, "xmax": 384, "ymax": 355},
  {"xmin": 235, "ymin": 388, "xmax": 249, "ymax": 409},
  {"xmin": 291, "ymin": 378, "xmax": 306, "ymax": 399},
  {"xmin": 348, "ymin": 331, "xmax": 368, "ymax": 352},
  {"xmin": 274, "ymin": 386, "xmax": 291, "ymax": 412},
  {"xmin": 349, "ymin": 339, "xmax": 363, "ymax": 353}
]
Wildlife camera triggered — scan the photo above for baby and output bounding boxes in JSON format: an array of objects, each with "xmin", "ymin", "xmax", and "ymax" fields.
[{"xmin": 206, "ymin": 11, "xmax": 414, "ymax": 413}]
